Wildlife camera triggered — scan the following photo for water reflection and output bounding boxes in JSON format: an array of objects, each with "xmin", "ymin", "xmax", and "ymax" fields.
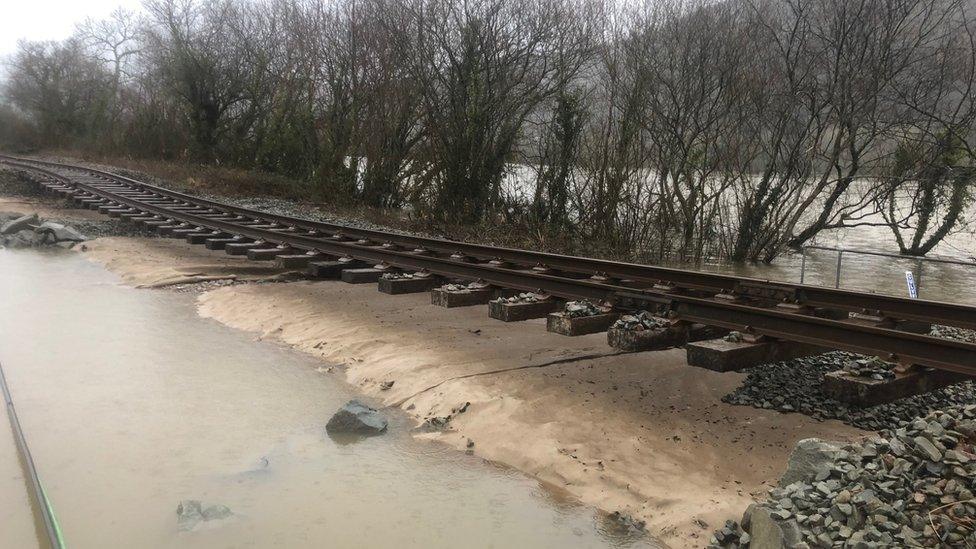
[{"xmin": 697, "ymin": 221, "xmax": 976, "ymax": 304}]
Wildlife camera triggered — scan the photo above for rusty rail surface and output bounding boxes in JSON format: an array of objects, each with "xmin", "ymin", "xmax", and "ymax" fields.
[{"xmin": 3, "ymin": 154, "xmax": 975, "ymax": 375}]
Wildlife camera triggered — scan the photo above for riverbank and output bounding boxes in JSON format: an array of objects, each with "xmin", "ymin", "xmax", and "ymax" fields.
[{"xmin": 73, "ymin": 233, "xmax": 864, "ymax": 547}]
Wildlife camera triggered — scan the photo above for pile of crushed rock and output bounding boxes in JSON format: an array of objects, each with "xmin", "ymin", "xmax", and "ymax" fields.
[
  {"xmin": 711, "ymin": 405, "xmax": 976, "ymax": 548},
  {"xmin": 723, "ymin": 351, "xmax": 976, "ymax": 432},
  {"xmin": 492, "ymin": 292, "xmax": 546, "ymax": 304},
  {"xmin": 562, "ymin": 300, "xmax": 606, "ymax": 318},
  {"xmin": 441, "ymin": 282, "xmax": 486, "ymax": 292},
  {"xmin": 612, "ymin": 310, "xmax": 671, "ymax": 331},
  {"xmin": 0, "ymin": 212, "xmax": 87, "ymax": 249}
]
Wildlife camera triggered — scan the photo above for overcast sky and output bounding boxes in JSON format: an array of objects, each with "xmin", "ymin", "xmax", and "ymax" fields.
[{"xmin": 1, "ymin": 0, "xmax": 145, "ymax": 58}]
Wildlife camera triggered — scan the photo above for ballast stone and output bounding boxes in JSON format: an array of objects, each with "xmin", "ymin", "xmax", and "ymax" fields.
[
  {"xmin": 326, "ymin": 400, "xmax": 388, "ymax": 435},
  {"xmin": 778, "ymin": 438, "xmax": 843, "ymax": 487},
  {"xmin": 742, "ymin": 504, "xmax": 803, "ymax": 549}
]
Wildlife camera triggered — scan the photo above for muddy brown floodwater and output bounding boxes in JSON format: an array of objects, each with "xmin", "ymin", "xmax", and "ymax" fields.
[
  {"xmin": 0, "ymin": 248, "xmax": 662, "ymax": 549},
  {"xmin": 704, "ymin": 218, "xmax": 976, "ymax": 305}
]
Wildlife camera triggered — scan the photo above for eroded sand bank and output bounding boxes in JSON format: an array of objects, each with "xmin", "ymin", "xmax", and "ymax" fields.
[
  {"xmin": 82, "ymin": 236, "xmax": 287, "ymax": 287},
  {"xmin": 80, "ymin": 236, "xmax": 864, "ymax": 547}
]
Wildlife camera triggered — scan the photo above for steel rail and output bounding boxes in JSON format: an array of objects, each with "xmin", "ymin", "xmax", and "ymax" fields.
[
  {"xmin": 3, "ymin": 154, "xmax": 975, "ymax": 331},
  {"xmin": 8, "ymin": 160, "xmax": 976, "ymax": 375},
  {"xmin": 1, "ymin": 360, "xmax": 66, "ymax": 548}
]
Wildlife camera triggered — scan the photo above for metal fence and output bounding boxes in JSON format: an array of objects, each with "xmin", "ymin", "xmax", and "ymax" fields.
[{"xmin": 799, "ymin": 245, "xmax": 976, "ymax": 298}]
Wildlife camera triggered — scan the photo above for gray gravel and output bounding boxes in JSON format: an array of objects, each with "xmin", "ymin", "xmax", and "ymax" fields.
[
  {"xmin": 711, "ymin": 405, "xmax": 976, "ymax": 548},
  {"xmin": 612, "ymin": 311, "xmax": 671, "ymax": 331},
  {"xmin": 722, "ymin": 350, "xmax": 976, "ymax": 432},
  {"xmin": 723, "ymin": 326, "xmax": 976, "ymax": 433},
  {"xmin": 562, "ymin": 300, "xmax": 607, "ymax": 318},
  {"xmin": 0, "ymin": 168, "xmax": 45, "ymax": 197}
]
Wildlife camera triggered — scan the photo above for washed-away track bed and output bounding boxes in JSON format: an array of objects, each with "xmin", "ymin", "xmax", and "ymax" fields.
[{"xmin": 3, "ymin": 153, "xmax": 976, "ymax": 406}]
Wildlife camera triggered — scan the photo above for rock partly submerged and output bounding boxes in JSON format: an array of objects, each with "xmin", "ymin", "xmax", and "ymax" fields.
[
  {"xmin": 35, "ymin": 221, "xmax": 87, "ymax": 243},
  {"xmin": 326, "ymin": 400, "xmax": 388, "ymax": 436},
  {"xmin": 176, "ymin": 500, "xmax": 234, "ymax": 531},
  {"xmin": 0, "ymin": 212, "xmax": 88, "ymax": 249}
]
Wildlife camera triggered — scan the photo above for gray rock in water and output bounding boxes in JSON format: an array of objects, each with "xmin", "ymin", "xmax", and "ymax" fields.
[
  {"xmin": 177, "ymin": 499, "xmax": 233, "ymax": 531},
  {"xmin": 2, "ymin": 229, "xmax": 37, "ymax": 249},
  {"xmin": 0, "ymin": 213, "xmax": 38, "ymax": 235},
  {"xmin": 778, "ymin": 438, "xmax": 842, "ymax": 487},
  {"xmin": 743, "ymin": 504, "xmax": 803, "ymax": 549},
  {"xmin": 202, "ymin": 504, "xmax": 232, "ymax": 521},
  {"xmin": 176, "ymin": 500, "xmax": 205, "ymax": 531},
  {"xmin": 326, "ymin": 400, "xmax": 388, "ymax": 435},
  {"xmin": 35, "ymin": 221, "xmax": 87, "ymax": 242}
]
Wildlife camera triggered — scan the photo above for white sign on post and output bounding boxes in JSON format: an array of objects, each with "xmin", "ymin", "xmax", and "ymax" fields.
[{"xmin": 905, "ymin": 271, "xmax": 918, "ymax": 299}]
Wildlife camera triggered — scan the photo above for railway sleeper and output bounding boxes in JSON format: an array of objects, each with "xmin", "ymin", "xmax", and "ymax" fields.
[
  {"xmin": 822, "ymin": 366, "xmax": 973, "ymax": 407},
  {"xmin": 167, "ymin": 227, "xmax": 206, "ymax": 238},
  {"xmin": 306, "ymin": 258, "xmax": 365, "ymax": 279},
  {"xmin": 185, "ymin": 231, "xmax": 227, "ymax": 244},
  {"xmin": 81, "ymin": 199, "xmax": 107, "ymax": 209},
  {"xmin": 126, "ymin": 214, "xmax": 161, "ymax": 223},
  {"xmin": 205, "ymin": 236, "xmax": 249, "ymax": 250},
  {"xmin": 225, "ymin": 241, "xmax": 274, "ymax": 255},
  {"xmin": 247, "ymin": 246, "xmax": 296, "ymax": 261},
  {"xmin": 488, "ymin": 298, "xmax": 560, "ymax": 322},
  {"xmin": 846, "ymin": 313, "xmax": 931, "ymax": 335},
  {"xmin": 157, "ymin": 224, "xmax": 192, "ymax": 236},
  {"xmin": 377, "ymin": 273, "xmax": 443, "ymax": 295},
  {"xmin": 275, "ymin": 253, "xmax": 328, "ymax": 270},
  {"xmin": 685, "ymin": 337, "xmax": 829, "ymax": 372},
  {"xmin": 140, "ymin": 219, "xmax": 175, "ymax": 230},
  {"xmin": 341, "ymin": 267, "xmax": 392, "ymax": 284},
  {"xmin": 106, "ymin": 208, "xmax": 136, "ymax": 218},
  {"xmin": 96, "ymin": 203, "xmax": 122, "ymax": 214},
  {"xmin": 430, "ymin": 286, "xmax": 493, "ymax": 308},
  {"xmin": 547, "ymin": 312, "xmax": 620, "ymax": 336},
  {"xmin": 607, "ymin": 322, "xmax": 728, "ymax": 352}
]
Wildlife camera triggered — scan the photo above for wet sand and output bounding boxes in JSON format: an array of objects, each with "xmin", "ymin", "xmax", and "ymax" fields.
[
  {"xmin": 81, "ymin": 236, "xmax": 286, "ymax": 287},
  {"xmin": 77, "ymin": 236, "xmax": 865, "ymax": 547}
]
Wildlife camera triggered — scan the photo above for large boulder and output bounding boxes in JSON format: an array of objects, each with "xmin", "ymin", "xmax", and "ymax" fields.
[
  {"xmin": 326, "ymin": 400, "xmax": 388, "ymax": 435},
  {"xmin": 0, "ymin": 213, "xmax": 38, "ymax": 235},
  {"xmin": 743, "ymin": 504, "xmax": 803, "ymax": 549},
  {"xmin": 778, "ymin": 438, "xmax": 842, "ymax": 487},
  {"xmin": 1, "ymin": 229, "xmax": 36, "ymax": 249},
  {"xmin": 34, "ymin": 221, "xmax": 87, "ymax": 242}
]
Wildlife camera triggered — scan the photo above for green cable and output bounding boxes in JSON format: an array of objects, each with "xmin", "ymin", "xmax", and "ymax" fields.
[{"xmin": 1, "ymin": 359, "xmax": 66, "ymax": 549}]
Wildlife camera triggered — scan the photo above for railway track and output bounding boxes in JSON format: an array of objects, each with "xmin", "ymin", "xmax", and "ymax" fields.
[{"xmin": 3, "ymin": 153, "xmax": 976, "ymax": 378}]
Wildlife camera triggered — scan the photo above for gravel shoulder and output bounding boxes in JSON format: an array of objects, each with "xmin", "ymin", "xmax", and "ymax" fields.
[{"xmin": 0, "ymin": 168, "xmax": 143, "ymax": 239}]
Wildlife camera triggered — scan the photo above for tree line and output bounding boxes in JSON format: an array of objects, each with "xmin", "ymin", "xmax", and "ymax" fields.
[{"xmin": 2, "ymin": 0, "xmax": 975, "ymax": 262}]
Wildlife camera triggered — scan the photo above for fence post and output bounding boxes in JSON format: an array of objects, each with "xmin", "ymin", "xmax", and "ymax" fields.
[
  {"xmin": 916, "ymin": 258, "xmax": 923, "ymax": 298},
  {"xmin": 800, "ymin": 248, "xmax": 807, "ymax": 284},
  {"xmin": 835, "ymin": 250, "xmax": 843, "ymax": 288}
]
